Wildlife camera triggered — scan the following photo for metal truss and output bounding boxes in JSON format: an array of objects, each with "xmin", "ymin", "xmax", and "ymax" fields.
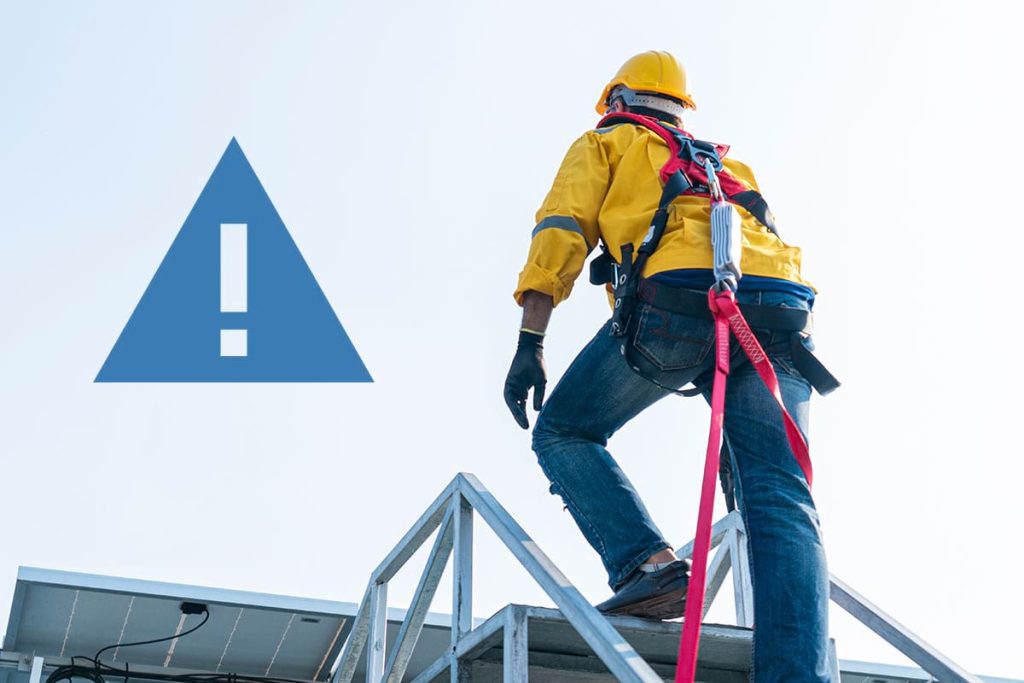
[
  {"xmin": 673, "ymin": 510, "xmax": 982, "ymax": 683},
  {"xmin": 333, "ymin": 473, "xmax": 984, "ymax": 683},
  {"xmin": 330, "ymin": 473, "xmax": 663, "ymax": 683}
]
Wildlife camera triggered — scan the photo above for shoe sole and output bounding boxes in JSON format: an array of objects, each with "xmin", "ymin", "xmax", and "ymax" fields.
[{"xmin": 600, "ymin": 584, "xmax": 687, "ymax": 620}]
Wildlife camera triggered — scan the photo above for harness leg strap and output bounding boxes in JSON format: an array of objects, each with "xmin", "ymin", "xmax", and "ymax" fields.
[{"xmin": 789, "ymin": 333, "xmax": 841, "ymax": 396}]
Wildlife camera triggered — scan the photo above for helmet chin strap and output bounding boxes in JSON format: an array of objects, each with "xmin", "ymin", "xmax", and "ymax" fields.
[{"xmin": 609, "ymin": 85, "xmax": 688, "ymax": 121}]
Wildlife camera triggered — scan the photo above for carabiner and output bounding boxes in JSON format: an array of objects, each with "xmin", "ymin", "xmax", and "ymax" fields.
[{"xmin": 703, "ymin": 158, "xmax": 724, "ymax": 202}]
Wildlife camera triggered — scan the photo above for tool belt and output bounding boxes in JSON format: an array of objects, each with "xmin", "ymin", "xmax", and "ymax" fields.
[{"xmin": 636, "ymin": 279, "xmax": 841, "ymax": 396}]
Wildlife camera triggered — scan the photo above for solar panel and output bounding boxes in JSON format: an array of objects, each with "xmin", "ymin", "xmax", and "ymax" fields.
[{"xmin": 1, "ymin": 567, "xmax": 451, "ymax": 683}]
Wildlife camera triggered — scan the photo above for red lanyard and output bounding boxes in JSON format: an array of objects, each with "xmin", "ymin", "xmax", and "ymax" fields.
[{"xmin": 674, "ymin": 288, "xmax": 812, "ymax": 683}]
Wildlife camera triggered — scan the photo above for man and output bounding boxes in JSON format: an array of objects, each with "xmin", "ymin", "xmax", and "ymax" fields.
[{"xmin": 503, "ymin": 51, "xmax": 834, "ymax": 681}]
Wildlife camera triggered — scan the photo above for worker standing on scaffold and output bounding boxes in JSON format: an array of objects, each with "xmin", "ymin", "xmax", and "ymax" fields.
[{"xmin": 503, "ymin": 51, "xmax": 840, "ymax": 682}]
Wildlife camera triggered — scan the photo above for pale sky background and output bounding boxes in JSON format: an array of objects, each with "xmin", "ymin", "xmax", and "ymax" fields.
[{"xmin": 2, "ymin": 0, "xmax": 1022, "ymax": 678}]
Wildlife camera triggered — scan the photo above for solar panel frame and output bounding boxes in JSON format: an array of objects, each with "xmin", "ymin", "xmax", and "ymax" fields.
[{"xmin": 3, "ymin": 567, "xmax": 364, "ymax": 682}]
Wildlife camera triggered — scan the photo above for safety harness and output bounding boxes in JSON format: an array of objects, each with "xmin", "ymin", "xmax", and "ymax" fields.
[
  {"xmin": 587, "ymin": 113, "xmax": 835, "ymax": 682},
  {"xmin": 589, "ymin": 112, "xmax": 839, "ymax": 397}
]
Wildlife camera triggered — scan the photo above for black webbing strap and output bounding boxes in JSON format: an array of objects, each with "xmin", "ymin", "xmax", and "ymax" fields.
[
  {"xmin": 637, "ymin": 280, "xmax": 812, "ymax": 332},
  {"xmin": 789, "ymin": 334, "xmax": 842, "ymax": 395},
  {"xmin": 636, "ymin": 279, "xmax": 841, "ymax": 395},
  {"xmin": 609, "ymin": 171, "xmax": 689, "ymax": 336},
  {"xmin": 731, "ymin": 190, "xmax": 778, "ymax": 235},
  {"xmin": 639, "ymin": 171, "xmax": 690, "ymax": 257},
  {"xmin": 719, "ymin": 444, "xmax": 737, "ymax": 513}
]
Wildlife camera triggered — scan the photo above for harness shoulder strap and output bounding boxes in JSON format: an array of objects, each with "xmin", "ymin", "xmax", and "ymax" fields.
[
  {"xmin": 595, "ymin": 112, "xmax": 778, "ymax": 234},
  {"xmin": 608, "ymin": 170, "xmax": 689, "ymax": 336},
  {"xmin": 597, "ymin": 112, "xmax": 687, "ymax": 183}
]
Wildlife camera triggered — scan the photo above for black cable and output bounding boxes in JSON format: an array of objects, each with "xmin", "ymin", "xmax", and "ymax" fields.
[
  {"xmin": 46, "ymin": 660, "xmax": 104, "ymax": 683},
  {"xmin": 46, "ymin": 662, "xmax": 311, "ymax": 683},
  {"xmin": 51, "ymin": 669, "xmax": 310, "ymax": 683},
  {"xmin": 47, "ymin": 658, "xmax": 311, "ymax": 683},
  {"xmin": 44, "ymin": 605, "xmax": 312, "ymax": 683},
  {"xmin": 47, "ymin": 610, "xmax": 209, "ymax": 683},
  {"xmin": 94, "ymin": 609, "xmax": 210, "ymax": 665}
]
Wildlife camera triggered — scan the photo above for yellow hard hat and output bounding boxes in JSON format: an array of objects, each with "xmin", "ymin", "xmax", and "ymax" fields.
[{"xmin": 595, "ymin": 51, "xmax": 696, "ymax": 114}]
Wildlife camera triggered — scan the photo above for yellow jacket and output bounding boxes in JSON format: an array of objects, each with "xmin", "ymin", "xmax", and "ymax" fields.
[{"xmin": 514, "ymin": 122, "xmax": 813, "ymax": 306}]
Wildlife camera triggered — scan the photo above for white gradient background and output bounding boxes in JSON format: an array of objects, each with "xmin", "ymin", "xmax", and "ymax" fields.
[{"xmin": 1, "ymin": 0, "xmax": 1022, "ymax": 678}]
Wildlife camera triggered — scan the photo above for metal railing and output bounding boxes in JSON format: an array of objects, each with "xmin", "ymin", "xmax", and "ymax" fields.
[
  {"xmin": 332, "ymin": 472, "xmax": 982, "ymax": 683},
  {"xmin": 331, "ymin": 473, "xmax": 662, "ymax": 683},
  {"xmin": 829, "ymin": 577, "xmax": 981, "ymax": 683},
  {"xmin": 674, "ymin": 512, "xmax": 982, "ymax": 683}
]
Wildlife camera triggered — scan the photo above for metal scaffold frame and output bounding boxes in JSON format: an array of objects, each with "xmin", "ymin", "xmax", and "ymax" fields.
[
  {"xmin": 331, "ymin": 473, "xmax": 661, "ymax": 683},
  {"xmin": 332, "ymin": 473, "xmax": 983, "ymax": 683},
  {"xmin": 673, "ymin": 512, "xmax": 984, "ymax": 683}
]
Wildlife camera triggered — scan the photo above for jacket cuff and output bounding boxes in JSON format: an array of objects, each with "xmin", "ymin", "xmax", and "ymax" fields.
[{"xmin": 514, "ymin": 264, "xmax": 573, "ymax": 307}]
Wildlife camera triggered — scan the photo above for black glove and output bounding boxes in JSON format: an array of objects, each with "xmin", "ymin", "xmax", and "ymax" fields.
[{"xmin": 503, "ymin": 330, "xmax": 547, "ymax": 429}]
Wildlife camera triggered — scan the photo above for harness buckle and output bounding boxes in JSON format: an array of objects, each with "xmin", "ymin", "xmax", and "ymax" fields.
[{"xmin": 678, "ymin": 137, "xmax": 724, "ymax": 173}]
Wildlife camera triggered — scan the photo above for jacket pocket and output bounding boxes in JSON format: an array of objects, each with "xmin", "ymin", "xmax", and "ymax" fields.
[{"xmin": 631, "ymin": 303, "xmax": 715, "ymax": 371}]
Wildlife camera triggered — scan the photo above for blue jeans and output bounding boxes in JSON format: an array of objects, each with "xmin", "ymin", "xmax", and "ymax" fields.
[{"xmin": 532, "ymin": 290, "xmax": 832, "ymax": 683}]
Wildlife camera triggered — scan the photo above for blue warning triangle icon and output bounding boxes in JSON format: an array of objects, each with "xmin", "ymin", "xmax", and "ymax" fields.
[{"xmin": 96, "ymin": 139, "xmax": 372, "ymax": 382}]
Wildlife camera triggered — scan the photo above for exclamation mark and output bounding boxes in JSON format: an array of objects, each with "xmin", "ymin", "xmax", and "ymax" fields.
[{"xmin": 220, "ymin": 223, "xmax": 248, "ymax": 357}]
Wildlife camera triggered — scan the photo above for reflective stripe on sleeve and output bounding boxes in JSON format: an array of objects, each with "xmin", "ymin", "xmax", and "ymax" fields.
[{"xmin": 532, "ymin": 216, "xmax": 592, "ymax": 250}]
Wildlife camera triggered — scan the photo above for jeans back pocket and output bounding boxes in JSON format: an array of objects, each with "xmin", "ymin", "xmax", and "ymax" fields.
[{"xmin": 631, "ymin": 303, "xmax": 715, "ymax": 372}]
